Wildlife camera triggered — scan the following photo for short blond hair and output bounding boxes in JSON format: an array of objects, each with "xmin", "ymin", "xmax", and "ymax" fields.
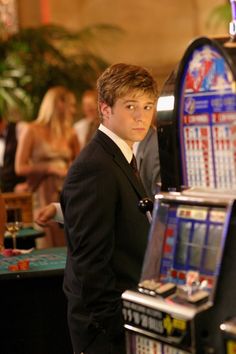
[{"xmin": 97, "ymin": 63, "xmax": 158, "ymax": 117}]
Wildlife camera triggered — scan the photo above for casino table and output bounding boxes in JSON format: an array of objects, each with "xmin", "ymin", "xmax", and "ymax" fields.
[{"xmin": 0, "ymin": 247, "xmax": 73, "ymax": 354}]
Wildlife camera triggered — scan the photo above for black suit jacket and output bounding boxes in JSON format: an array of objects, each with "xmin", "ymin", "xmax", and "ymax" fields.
[{"xmin": 61, "ymin": 130, "xmax": 150, "ymax": 352}]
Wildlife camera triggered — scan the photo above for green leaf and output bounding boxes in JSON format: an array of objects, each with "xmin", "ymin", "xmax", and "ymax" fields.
[
  {"xmin": 206, "ymin": 4, "xmax": 231, "ymax": 28},
  {"xmin": 0, "ymin": 23, "xmax": 123, "ymax": 119}
]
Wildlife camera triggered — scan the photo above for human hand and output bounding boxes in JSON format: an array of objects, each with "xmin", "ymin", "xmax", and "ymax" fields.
[
  {"xmin": 35, "ymin": 203, "xmax": 57, "ymax": 227},
  {"xmin": 14, "ymin": 182, "xmax": 30, "ymax": 192}
]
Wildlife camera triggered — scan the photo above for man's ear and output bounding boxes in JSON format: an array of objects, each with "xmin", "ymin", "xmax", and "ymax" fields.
[{"xmin": 100, "ymin": 102, "xmax": 112, "ymax": 120}]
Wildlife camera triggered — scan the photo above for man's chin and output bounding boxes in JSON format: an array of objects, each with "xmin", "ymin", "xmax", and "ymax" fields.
[{"xmin": 134, "ymin": 131, "xmax": 148, "ymax": 142}]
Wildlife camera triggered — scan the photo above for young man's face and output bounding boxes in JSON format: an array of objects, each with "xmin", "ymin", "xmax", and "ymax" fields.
[{"xmin": 100, "ymin": 93, "xmax": 156, "ymax": 148}]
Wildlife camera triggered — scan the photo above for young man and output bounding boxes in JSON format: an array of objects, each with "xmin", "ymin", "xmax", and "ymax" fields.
[{"xmin": 61, "ymin": 63, "xmax": 158, "ymax": 354}]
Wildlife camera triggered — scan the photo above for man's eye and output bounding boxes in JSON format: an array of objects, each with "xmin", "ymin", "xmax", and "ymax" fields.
[
  {"xmin": 127, "ymin": 104, "xmax": 135, "ymax": 110},
  {"xmin": 144, "ymin": 105, "xmax": 153, "ymax": 111}
]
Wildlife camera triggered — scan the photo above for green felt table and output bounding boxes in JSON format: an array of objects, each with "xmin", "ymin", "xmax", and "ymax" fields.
[
  {"xmin": 5, "ymin": 226, "xmax": 45, "ymax": 238},
  {"xmin": 0, "ymin": 246, "xmax": 66, "ymax": 279}
]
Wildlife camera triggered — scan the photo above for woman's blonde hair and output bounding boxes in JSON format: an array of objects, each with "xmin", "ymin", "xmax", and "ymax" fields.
[{"xmin": 36, "ymin": 86, "xmax": 75, "ymax": 139}]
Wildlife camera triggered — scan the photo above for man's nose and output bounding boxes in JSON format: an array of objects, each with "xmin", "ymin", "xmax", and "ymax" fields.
[{"xmin": 133, "ymin": 108, "xmax": 143, "ymax": 121}]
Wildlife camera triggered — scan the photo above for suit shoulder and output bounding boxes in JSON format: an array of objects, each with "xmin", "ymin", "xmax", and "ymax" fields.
[{"xmin": 68, "ymin": 139, "xmax": 112, "ymax": 176}]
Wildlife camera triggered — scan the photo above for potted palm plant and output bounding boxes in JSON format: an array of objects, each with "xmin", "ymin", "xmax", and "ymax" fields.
[{"xmin": 0, "ymin": 23, "xmax": 122, "ymax": 120}]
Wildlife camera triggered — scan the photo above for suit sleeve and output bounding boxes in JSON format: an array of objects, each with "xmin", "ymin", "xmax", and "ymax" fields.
[{"xmin": 61, "ymin": 158, "xmax": 123, "ymax": 339}]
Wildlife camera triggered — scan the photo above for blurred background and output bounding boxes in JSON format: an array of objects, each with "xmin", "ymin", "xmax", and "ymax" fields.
[{"xmin": 0, "ymin": 0, "xmax": 231, "ymax": 120}]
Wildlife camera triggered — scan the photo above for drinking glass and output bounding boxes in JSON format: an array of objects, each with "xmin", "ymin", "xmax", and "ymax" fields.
[{"xmin": 5, "ymin": 208, "xmax": 23, "ymax": 249}]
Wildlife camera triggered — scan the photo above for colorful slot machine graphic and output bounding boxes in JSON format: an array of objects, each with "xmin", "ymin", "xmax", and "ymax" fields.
[
  {"xmin": 180, "ymin": 45, "xmax": 236, "ymax": 189},
  {"xmin": 157, "ymin": 36, "xmax": 236, "ymax": 191}
]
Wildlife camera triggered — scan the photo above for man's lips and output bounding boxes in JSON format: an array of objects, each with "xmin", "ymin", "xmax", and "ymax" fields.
[{"xmin": 132, "ymin": 127, "xmax": 146, "ymax": 131}]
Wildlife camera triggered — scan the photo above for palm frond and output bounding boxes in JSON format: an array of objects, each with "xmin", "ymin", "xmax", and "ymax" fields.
[{"xmin": 206, "ymin": 4, "xmax": 231, "ymax": 29}]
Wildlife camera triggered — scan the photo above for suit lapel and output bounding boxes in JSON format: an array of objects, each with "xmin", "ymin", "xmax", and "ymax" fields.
[
  {"xmin": 114, "ymin": 152, "xmax": 147, "ymax": 199},
  {"xmin": 94, "ymin": 131, "xmax": 148, "ymax": 199}
]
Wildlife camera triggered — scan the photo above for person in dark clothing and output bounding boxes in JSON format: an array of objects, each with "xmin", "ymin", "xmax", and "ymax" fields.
[
  {"xmin": 0, "ymin": 118, "xmax": 26, "ymax": 192},
  {"xmin": 60, "ymin": 63, "xmax": 158, "ymax": 354}
]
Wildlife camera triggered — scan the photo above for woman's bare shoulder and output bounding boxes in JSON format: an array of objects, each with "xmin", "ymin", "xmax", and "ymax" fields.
[
  {"xmin": 19, "ymin": 121, "xmax": 40, "ymax": 141},
  {"xmin": 27, "ymin": 121, "xmax": 46, "ymax": 135}
]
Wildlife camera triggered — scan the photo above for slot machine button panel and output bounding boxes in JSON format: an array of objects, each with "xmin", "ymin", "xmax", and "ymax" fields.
[
  {"xmin": 155, "ymin": 282, "xmax": 177, "ymax": 297},
  {"xmin": 138, "ymin": 279, "xmax": 161, "ymax": 296},
  {"xmin": 186, "ymin": 290, "xmax": 209, "ymax": 304}
]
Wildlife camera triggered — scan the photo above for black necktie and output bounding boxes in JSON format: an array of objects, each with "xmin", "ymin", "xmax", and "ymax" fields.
[{"xmin": 130, "ymin": 154, "xmax": 140, "ymax": 180}]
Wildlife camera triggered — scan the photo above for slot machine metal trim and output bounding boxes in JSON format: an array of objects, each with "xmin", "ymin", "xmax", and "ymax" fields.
[
  {"xmin": 122, "ymin": 289, "xmax": 205, "ymax": 319},
  {"xmin": 155, "ymin": 191, "xmax": 235, "ymax": 209},
  {"xmin": 124, "ymin": 324, "xmax": 160, "ymax": 341},
  {"xmin": 182, "ymin": 187, "xmax": 236, "ymax": 201}
]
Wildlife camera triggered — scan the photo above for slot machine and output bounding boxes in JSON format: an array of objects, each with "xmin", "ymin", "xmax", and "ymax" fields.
[
  {"xmin": 122, "ymin": 189, "xmax": 236, "ymax": 353},
  {"xmin": 122, "ymin": 3, "xmax": 236, "ymax": 353},
  {"xmin": 156, "ymin": 34, "xmax": 236, "ymax": 191}
]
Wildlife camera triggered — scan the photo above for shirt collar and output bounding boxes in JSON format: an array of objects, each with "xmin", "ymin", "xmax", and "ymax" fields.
[{"xmin": 99, "ymin": 124, "xmax": 133, "ymax": 163}]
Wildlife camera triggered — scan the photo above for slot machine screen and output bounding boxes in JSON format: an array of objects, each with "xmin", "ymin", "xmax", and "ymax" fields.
[
  {"xmin": 179, "ymin": 43, "xmax": 236, "ymax": 189},
  {"xmin": 141, "ymin": 198, "xmax": 228, "ymax": 298}
]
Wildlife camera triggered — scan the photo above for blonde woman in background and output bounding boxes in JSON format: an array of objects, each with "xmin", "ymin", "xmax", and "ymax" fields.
[{"xmin": 15, "ymin": 86, "xmax": 80, "ymax": 248}]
